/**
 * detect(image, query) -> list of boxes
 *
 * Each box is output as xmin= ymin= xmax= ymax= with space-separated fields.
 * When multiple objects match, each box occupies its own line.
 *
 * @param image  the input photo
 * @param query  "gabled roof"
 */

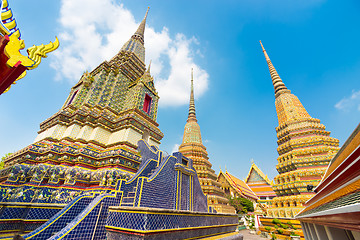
xmin=245 ymin=162 xmax=272 ymax=185
xmin=219 ymin=170 xmax=258 ymax=200
xmin=297 ymin=123 xmax=360 ymax=224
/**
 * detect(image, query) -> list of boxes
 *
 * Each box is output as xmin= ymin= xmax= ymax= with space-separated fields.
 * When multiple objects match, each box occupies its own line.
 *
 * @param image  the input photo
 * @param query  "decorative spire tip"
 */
xmin=187 ymin=68 xmax=197 ymax=121
xmin=147 ymin=60 xmax=152 ymax=73
xmin=259 ymin=40 xmax=265 ymax=52
xmin=145 ymin=7 xmax=150 ymax=19
xmin=191 ymin=68 xmax=193 ymax=82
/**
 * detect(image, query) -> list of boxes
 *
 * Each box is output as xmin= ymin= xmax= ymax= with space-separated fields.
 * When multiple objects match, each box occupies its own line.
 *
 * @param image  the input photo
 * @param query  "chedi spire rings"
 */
xmin=188 ymin=68 xmax=197 ymax=121
xmin=260 ymin=41 xmax=291 ymax=98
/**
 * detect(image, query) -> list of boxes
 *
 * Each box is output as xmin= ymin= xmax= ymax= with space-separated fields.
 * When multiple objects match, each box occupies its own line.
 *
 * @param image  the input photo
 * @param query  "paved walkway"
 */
xmin=199 ymin=229 xmax=266 ymax=240
xmin=238 ymin=229 xmax=267 ymax=240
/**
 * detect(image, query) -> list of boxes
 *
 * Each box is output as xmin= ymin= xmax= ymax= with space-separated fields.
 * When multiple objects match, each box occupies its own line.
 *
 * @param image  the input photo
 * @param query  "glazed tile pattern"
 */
xmin=106 ymin=209 xmax=236 ymax=231
xmin=179 ymin=70 xmax=235 ymax=214
xmin=105 ymin=140 xmax=237 ymax=239
xmin=0 ymin=9 xmax=237 ymax=239
xmin=106 ymin=225 xmax=239 ymax=240
xmin=117 ymin=140 xmax=207 ymax=212
xmin=18 ymin=139 xmax=233 ymax=240
xmin=260 ymin=42 xmax=340 ymax=218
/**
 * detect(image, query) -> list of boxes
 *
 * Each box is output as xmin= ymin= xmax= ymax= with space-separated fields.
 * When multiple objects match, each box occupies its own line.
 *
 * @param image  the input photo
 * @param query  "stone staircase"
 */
xmin=120 ymin=168 xmax=156 ymax=207
xmin=121 ymin=186 xmax=137 ymax=207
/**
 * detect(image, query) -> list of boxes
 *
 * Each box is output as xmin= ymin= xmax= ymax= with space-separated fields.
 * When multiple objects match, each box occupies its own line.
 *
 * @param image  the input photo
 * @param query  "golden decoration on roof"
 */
xmin=1 ymin=0 xmax=59 ymax=93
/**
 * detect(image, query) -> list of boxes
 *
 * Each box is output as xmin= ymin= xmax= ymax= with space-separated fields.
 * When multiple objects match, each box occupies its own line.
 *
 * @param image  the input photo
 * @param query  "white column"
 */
xmin=314 ymin=224 xmax=329 ymax=240
xmin=301 ymin=222 xmax=311 ymax=240
xmin=351 ymin=231 xmax=360 ymax=240
xmin=307 ymin=223 xmax=319 ymax=240
xmin=324 ymin=226 xmax=350 ymax=240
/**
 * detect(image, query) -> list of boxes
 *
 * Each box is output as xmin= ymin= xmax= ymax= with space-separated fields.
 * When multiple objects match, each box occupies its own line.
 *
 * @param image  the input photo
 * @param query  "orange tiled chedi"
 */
xmin=260 ymin=41 xmax=340 ymax=218
xmin=178 ymin=69 xmax=235 ymax=214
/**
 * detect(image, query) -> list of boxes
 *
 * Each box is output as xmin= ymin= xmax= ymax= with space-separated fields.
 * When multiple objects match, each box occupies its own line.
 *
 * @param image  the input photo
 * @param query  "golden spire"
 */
xmin=188 ymin=68 xmax=197 ymax=122
xmin=147 ymin=60 xmax=152 ymax=73
xmin=180 ymin=68 xmax=202 ymax=145
xmin=260 ymin=41 xmax=291 ymax=98
xmin=118 ymin=7 xmax=149 ymax=63
xmin=133 ymin=7 xmax=149 ymax=44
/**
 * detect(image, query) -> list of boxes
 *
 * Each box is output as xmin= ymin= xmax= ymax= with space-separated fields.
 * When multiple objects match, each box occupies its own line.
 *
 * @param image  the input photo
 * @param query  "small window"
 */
xmin=143 ymin=94 xmax=152 ymax=114
xmin=67 ymin=90 xmax=79 ymax=105
xmin=182 ymin=158 xmax=188 ymax=166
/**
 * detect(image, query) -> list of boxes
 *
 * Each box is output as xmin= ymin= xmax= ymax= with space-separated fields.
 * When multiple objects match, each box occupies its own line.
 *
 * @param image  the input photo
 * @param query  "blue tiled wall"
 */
xmin=121 ymin=140 xmax=208 ymax=212
xmin=2 ymin=139 xmax=221 ymax=239
xmin=23 ymin=195 xmax=95 ymax=240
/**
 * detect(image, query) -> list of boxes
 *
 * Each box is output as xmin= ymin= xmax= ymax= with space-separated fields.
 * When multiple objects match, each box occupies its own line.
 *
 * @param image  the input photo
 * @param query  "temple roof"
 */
xmin=219 ymin=170 xmax=258 ymax=200
xmin=245 ymin=162 xmax=272 ymax=185
xmin=296 ymin=124 xmax=360 ymax=229
xmin=323 ymin=123 xmax=360 ymax=179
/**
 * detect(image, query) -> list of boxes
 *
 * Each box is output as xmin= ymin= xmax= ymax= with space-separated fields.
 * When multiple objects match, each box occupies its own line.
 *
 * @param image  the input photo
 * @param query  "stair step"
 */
xmin=122 ymin=197 xmax=134 ymax=203
xmin=127 ymin=192 xmax=135 ymax=197
xmin=121 ymin=202 xmax=134 ymax=207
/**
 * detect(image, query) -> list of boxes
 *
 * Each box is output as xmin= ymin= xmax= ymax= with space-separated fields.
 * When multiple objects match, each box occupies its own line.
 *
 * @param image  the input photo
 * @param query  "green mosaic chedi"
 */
xmin=34 ymin=7 xmax=163 ymax=151
xmin=0 ymin=8 xmax=165 ymax=236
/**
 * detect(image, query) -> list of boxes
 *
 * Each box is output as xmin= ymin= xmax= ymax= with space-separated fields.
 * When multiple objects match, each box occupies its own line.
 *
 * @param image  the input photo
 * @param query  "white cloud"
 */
xmin=171 ymin=144 xmax=180 ymax=154
xmin=51 ymin=0 xmax=208 ymax=107
xmin=335 ymin=90 xmax=360 ymax=112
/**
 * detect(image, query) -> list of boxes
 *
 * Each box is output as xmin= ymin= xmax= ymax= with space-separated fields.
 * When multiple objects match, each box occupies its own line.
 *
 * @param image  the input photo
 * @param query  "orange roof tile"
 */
xmin=224 ymin=171 xmax=258 ymax=200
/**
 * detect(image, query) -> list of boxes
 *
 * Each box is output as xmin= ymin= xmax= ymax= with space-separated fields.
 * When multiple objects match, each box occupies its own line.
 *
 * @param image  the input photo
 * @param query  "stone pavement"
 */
xmin=238 ymin=229 xmax=267 ymax=240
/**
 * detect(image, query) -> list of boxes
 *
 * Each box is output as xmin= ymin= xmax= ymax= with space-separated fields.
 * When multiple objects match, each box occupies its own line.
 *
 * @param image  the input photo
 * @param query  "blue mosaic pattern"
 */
xmin=116 ymin=140 xmax=207 ymax=212
xmin=181 ymin=172 xmax=189 ymax=210
xmin=47 ymin=193 xmax=121 ymax=240
xmin=23 ymin=195 xmax=94 ymax=240
xmin=25 ymin=208 xmax=62 ymax=220
xmin=106 ymin=210 xmax=236 ymax=231
xmin=0 ymin=221 xmax=22 ymax=232
xmin=1 ymin=139 xmax=230 ymax=239
xmin=106 ymin=225 xmax=239 ymax=240
xmin=0 ymin=207 xmax=25 ymax=219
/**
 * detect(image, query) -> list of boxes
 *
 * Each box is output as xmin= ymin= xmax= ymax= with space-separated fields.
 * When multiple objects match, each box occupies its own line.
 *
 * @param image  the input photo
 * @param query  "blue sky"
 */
xmin=1 ymin=0 xmax=359 ymax=181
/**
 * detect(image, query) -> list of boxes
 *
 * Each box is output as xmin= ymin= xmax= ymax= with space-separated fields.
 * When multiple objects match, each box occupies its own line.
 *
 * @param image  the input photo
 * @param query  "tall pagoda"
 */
xmin=260 ymin=41 xmax=339 ymax=218
xmin=1 ymin=8 xmax=163 ymax=197
xmin=178 ymin=69 xmax=235 ymax=214
xmin=0 ymin=9 xmax=241 ymax=238
xmin=33 ymin=7 xmax=162 ymax=152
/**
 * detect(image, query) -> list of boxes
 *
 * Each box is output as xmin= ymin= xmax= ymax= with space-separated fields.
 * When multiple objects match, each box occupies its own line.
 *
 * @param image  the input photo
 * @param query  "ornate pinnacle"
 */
xmin=188 ymin=68 xmax=197 ymax=122
xmin=133 ymin=7 xmax=149 ymax=44
xmin=147 ymin=60 xmax=152 ymax=73
xmin=260 ymin=41 xmax=291 ymax=98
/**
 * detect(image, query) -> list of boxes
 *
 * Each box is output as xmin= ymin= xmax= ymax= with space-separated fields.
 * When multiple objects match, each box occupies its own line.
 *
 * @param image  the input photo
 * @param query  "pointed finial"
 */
xmin=225 ymin=165 xmax=227 ymax=172
xmin=187 ymin=68 xmax=197 ymax=122
xmin=147 ymin=60 xmax=152 ymax=73
xmin=260 ymin=41 xmax=290 ymax=98
xmin=133 ymin=7 xmax=150 ymax=44
xmin=145 ymin=7 xmax=150 ymax=18
xmin=191 ymin=68 xmax=194 ymax=94
xmin=250 ymin=158 xmax=254 ymax=165
xmin=219 ymin=165 xmax=222 ymax=172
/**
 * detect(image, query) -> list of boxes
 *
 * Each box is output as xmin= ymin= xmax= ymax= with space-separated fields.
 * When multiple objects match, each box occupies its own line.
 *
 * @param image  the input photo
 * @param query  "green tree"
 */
xmin=227 ymin=196 xmax=254 ymax=214
xmin=1 ymin=153 xmax=12 ymax=169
